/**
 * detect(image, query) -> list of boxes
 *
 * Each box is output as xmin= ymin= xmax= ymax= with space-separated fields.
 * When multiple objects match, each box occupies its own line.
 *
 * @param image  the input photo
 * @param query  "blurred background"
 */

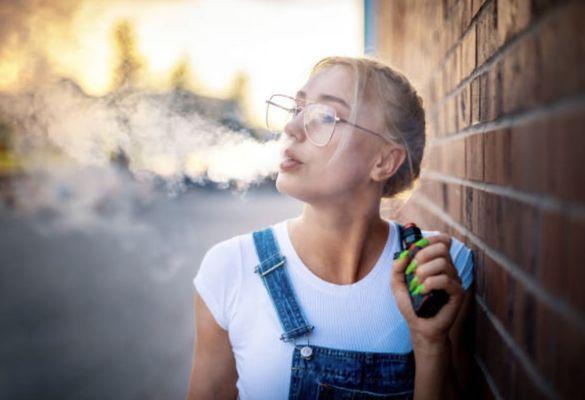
xmin=0 ymin=0 xmax=583 ymax=399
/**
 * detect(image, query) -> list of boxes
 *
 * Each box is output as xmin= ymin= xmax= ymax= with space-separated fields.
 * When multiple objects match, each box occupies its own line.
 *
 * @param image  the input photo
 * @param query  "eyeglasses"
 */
xmin=265 ymin=93 xmax=389 ymax=147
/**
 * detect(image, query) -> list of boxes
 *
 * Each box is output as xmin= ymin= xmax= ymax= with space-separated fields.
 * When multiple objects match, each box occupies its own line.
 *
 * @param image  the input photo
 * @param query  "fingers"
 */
xmin=414 ymin=257 xmax=459 ymax=283
xmin=391 ymin=253 xmax=414 ymax=300
xmin=424 ymin=233 xmax=452 ymax=251
xmin=419 ymin=274 xmax=463 ymax=298
xmin=413 ymin=241 xmax=450 ymax=265
xmin=391 ymin=248 xmax=412 ymax=283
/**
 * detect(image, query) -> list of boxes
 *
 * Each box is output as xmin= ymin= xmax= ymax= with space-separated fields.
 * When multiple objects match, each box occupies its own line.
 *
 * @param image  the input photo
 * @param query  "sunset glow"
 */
xmin=0 ymin=0 xmax=363 ymax=126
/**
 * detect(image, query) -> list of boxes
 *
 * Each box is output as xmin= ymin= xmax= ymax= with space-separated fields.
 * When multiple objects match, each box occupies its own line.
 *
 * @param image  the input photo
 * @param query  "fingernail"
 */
xmin=408 ymin=276 xmax=419 ymax=291
xmin=405 ymin=260 xmax=417 ymax=275
xmin=398 ymin=249 xmax=410 ymax=260
xmin=412 ymin=283 xmax=425 ymax=296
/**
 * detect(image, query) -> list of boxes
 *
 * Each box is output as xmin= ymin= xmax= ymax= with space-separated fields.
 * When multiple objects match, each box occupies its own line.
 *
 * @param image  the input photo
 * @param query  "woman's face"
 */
xmin=275 ymin=64 xmax=390 ymax=205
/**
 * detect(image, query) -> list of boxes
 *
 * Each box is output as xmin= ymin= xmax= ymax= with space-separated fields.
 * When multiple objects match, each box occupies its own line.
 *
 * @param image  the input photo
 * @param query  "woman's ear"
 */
xmin=370 ymin=144 xmax=406 ymax=183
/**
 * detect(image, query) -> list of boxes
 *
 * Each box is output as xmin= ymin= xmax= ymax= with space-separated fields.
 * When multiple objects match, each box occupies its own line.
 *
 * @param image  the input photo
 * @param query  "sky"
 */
xmin=0 ymin=0 xmax=364 ymax=126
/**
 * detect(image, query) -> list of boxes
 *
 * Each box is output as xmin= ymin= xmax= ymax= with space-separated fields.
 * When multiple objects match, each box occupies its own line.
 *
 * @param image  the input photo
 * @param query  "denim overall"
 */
xmin=252 ymin=224 xmax=415 ymax=399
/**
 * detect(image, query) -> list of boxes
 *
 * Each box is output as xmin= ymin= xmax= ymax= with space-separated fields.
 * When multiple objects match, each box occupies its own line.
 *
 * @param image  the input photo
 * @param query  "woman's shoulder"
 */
xmin=199 ymin=219 xmax=286 ymax=270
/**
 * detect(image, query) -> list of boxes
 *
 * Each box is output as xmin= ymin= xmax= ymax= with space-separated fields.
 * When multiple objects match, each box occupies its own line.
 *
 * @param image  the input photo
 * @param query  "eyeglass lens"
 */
xmin=266 ymin=95 xmax=336 ymax=146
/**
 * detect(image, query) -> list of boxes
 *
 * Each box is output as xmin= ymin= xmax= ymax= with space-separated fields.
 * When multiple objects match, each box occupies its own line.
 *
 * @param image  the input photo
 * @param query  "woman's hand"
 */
xmin=390 ymin=233 xmax=465 ymax=355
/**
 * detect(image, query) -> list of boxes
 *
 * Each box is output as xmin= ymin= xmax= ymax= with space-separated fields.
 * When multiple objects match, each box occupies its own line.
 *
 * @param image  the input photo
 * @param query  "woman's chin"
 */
xmin=276 ymin=176 xmax=306 ymax=200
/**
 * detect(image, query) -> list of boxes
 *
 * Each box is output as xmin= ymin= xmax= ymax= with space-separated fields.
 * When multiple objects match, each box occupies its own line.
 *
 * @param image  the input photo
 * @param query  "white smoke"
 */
xmin=0 ymin=78 xmax=285 ymax=233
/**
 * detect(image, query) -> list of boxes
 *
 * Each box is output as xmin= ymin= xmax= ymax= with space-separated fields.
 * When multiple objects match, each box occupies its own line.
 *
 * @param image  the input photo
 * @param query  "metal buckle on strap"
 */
xmin=255 ymin=258 xmax=285 ymax=276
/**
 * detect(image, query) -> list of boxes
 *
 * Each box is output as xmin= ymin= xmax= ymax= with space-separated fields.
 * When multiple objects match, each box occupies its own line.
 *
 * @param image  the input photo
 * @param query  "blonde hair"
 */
xmin=309 ymin=56 xmax=426 ymax=198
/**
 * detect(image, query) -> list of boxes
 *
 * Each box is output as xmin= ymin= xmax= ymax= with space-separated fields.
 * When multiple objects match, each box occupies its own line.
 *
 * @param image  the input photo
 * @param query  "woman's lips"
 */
xmin=280 ymin=157 xmax=303 ymax=171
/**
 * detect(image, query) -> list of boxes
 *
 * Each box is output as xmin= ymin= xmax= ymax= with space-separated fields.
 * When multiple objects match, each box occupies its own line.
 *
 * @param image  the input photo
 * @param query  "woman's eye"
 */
xmin=321 ymin=114 xmax=335 ymax=124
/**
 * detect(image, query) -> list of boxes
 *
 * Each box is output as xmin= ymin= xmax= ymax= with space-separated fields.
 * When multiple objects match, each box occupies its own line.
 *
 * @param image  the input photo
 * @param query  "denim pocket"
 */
xmin=315 ymin=381 xmax=413 ymax=400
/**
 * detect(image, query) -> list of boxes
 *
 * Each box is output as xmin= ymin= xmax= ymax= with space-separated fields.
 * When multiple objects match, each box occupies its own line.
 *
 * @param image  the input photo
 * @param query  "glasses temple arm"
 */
xmin=336 ymin=117 xmax=388 ymax=141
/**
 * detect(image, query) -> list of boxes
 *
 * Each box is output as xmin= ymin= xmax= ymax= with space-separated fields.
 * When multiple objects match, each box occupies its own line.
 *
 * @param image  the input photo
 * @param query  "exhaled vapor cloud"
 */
xmin=0 ymin=78 xmax=285 ymax=232
xmin=0 ymin=0 xmax=289 ymax=234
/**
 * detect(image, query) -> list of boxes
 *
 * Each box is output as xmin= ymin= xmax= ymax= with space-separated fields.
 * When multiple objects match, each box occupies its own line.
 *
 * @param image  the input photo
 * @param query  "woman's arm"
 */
xmin=411 ymin=289 xmax=474 ymax=400
xmin=412 ymin=338 xmax=452 ymax=400
xmin=390 ymin=233 xmax=472 ymax=400
xmin=186 ymin=292 xmax=238 ymax=400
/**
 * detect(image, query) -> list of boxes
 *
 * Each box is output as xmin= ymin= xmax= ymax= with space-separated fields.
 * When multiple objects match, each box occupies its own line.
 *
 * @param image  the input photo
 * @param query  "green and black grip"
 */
xmin=393 ymin=223 xmax=449 ymax=318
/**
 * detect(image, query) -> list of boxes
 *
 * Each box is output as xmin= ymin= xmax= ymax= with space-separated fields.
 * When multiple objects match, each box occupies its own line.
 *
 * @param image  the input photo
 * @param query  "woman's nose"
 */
xmin=283 ymin=113 xmax=306 ymax=142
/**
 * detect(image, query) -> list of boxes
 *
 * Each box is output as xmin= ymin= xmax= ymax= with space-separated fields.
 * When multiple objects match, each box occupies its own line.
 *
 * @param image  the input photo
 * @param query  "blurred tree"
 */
xmin=111 ymin=20 xmax=144 ymax=91
xmin=170 ymin=56 xmax=195 ymax=91
xmin=229 ymin=70 xmax=249 ymax=105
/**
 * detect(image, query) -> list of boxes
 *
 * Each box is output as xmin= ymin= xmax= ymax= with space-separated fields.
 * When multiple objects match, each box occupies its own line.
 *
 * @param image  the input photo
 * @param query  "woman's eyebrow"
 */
xmin=295 ymin=90 xmax=351 ymax=110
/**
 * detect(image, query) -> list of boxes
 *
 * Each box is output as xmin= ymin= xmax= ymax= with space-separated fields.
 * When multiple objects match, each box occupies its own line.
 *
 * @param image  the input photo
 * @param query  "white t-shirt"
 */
xmin=193 ymin=218 xmax=474 ymax=400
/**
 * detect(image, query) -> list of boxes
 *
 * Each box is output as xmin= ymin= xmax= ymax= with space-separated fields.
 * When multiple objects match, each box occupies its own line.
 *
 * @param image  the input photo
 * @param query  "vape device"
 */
xmin=393 ymin=223 xmax=449 ymax=318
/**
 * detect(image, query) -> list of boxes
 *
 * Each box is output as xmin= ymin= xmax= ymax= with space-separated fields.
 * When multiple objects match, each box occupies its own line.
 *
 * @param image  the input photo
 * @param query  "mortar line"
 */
xmin=473 ymin=353 xmax=505 ymax=400
xmin=427 ymin=1 xmax=572 ymax=113
xmin=419 ymin=169 xmax=585 ymax=221
xmin=428 ymin=92 xmax=585 ymax=146
xmin=411 ymin=193 xmax=585 ymax=332
xmin=475 ymin=296 xmax=560 ymax=400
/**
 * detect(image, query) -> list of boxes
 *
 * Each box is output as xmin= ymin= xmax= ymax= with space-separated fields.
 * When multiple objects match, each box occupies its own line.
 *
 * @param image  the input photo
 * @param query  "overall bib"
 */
xmin=252 ymin=224 xmax=416 ymax=399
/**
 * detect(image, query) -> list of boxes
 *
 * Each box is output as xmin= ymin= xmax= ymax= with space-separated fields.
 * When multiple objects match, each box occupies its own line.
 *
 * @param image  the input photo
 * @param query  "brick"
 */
xmin=474 ymin=188 xmax=486 ymax=241
xmin=501 ymin=36 xmax=539 ymax=114
xmin=501 ymin=197 xmax=539 ymax=274
xmin=537 ymin=1 xmax=585 ymax=103
xmin=509 ymin=120 xmax=552 ymax=194
xmin=454 ymin=43 xmax=463 ymax=88
xmin=451 ymin=49 xmax=460 ymax=92
xmin=464 ymin=186 xmax=474 ymax=231
xmin=472 ymin=187 xmax=482 ymax=238
xmin=479 ymin=282 xmax=557 ymax=400
xmin=565 ymin=217 xmax=585 ymax=312
xmin=470 ymin=76 xmax=481 ymax=125
xmin=420 ymin=178 xmax=442 ymax=208
xmin=461 ymin=0 xmax=474 ymax=33
xmin=555 ymin=309 xmax=585 ymax=399
xmin=483 ymin=128 xmax=512 ymax=186
xmin=469 ymin=240 xmax=484 ymax=293
xmin=445 ymin=96 xmax=457 ymax=134
xmin=465 ymin=132 xmax=484 ymax=180
xmin=475 ymin=304 xmax=515 ymax=398
xmin=461 ymin=25 xmax=477 ymax=79
xmin=537 ymin=210 xmax=567 ymax=304
xmin=472 ymin=0 xmax=488 ymax=17
xmin=489 ymin=62 xmax=503 ymax=120
xmin=478 ymin=72 xmax=491 ymax=121
xmin=484 ymin=254 xmax=513 ymax=329
xmin=425 ymin=110 xmax=435 ymax=139
xmin=456 ymin=84 xmax=472 ymax=131
xmin=476 ymin=0 xmax=499 ymax=65
xmin=446 ymin=180 xmax=463 ymax=223
xmin=498 ymin=0 xmax=532 ymax=45
xmin=484 ymin=192 xmax=505 ymax=250
xmin=535 ymin=300 xmax=585 ymax=399
xmin=549 ymin=108 xmax=585 ymax=203
xmin=442 ymin=66 xmax=451 ymax=104
xmin=511 ymin=280 xmax=536 ymax=359
xmin=450 ymin=0 xmax=465 ymax=47
xmin=445 ymin=135 xmax=466 ymax=176
xmin=435 ymin=69 xmax=445 ymax=102
xmin=531 ymin=0 xmax=569 ymax=17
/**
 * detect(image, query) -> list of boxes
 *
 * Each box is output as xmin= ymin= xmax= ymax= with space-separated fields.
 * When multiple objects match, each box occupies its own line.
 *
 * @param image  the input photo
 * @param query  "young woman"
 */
xmin=187 ymin=56 xmax=474 ymax=400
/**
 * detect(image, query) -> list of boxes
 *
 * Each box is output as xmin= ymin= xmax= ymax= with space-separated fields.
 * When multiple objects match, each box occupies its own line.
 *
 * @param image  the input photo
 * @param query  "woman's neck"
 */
xmin=287 ymin=204 xmax=390 ymax=285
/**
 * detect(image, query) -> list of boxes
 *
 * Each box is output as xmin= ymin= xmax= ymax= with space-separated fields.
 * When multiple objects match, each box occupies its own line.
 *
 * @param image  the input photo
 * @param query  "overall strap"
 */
xmin=252 ymin=226 xmax=315 ymax=342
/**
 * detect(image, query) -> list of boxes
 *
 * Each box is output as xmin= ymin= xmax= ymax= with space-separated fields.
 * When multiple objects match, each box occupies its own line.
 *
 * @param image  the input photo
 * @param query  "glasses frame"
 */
xmin=265 ymin=93 xmax=390 ymax=147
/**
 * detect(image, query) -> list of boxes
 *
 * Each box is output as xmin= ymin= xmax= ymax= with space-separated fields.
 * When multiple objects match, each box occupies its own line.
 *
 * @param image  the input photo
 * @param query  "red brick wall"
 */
xmin=374 ymin=1 xmax=585 ymax=398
